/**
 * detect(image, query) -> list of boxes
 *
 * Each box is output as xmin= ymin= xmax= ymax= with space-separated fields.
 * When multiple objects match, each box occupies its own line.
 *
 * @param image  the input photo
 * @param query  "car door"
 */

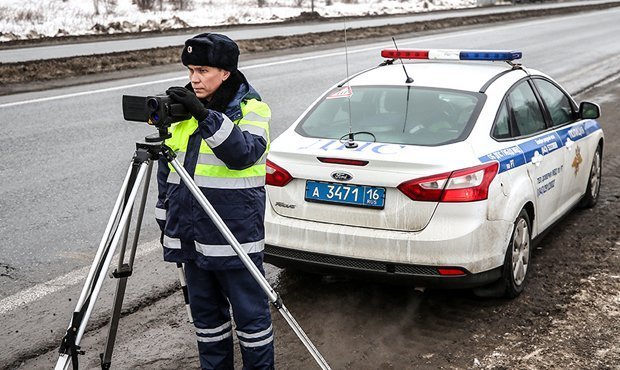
xmin=506 ymin=80 xmax=565 ymax=232
xmin=532 ymin=78 xmax=589 ymax=210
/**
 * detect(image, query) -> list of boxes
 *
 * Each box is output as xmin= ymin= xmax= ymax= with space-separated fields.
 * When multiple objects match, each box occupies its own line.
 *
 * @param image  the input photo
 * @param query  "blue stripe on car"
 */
xmin=479 ymin=120 xmax=601 ymax=173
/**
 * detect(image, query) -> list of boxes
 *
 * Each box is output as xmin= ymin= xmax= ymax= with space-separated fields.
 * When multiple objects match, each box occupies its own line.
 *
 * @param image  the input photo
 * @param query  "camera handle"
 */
xmin=55 ymin=138 xmax=331 ymax=370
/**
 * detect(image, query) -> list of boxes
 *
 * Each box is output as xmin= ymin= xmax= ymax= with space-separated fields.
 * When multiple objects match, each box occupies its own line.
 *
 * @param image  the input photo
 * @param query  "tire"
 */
xmin=579 ymin=145 xmax=602 ymax=209
xmin=473 ymin=209 xmax=531 ymax=298
xmin=501 ymin=209 xmax=532 ymax=298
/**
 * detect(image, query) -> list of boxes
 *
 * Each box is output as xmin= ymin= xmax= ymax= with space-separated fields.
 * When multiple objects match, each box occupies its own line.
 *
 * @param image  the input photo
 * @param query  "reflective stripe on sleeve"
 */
xmin=193 ymin=174 xmax=265 ymax=189
xmin=163 ymin=236 xmax=181 ymax=249
xmin=205 ymin=114 xmax=234 ymax=148
xmin=194 ymin=240 xmax=264 ymax=257
xmin=240 ymin=124 xmax=268 ymax=141
xmin=155 ymin=207 xmax=166 ymax=221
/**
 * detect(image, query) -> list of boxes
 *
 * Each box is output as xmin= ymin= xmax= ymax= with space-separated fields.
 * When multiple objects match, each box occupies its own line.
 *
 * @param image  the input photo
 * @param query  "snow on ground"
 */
xmin=0 ymin=0 xmax=476 ymax=41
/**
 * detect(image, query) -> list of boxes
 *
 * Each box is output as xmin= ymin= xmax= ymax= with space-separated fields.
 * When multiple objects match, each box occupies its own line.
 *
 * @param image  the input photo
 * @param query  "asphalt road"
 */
xmin=1 ymin=0 xmax=618 ymax=63
xmin=1 ymin=2 xmax=620 ymax=298
xmin=1 ymin=7 xmax=620 ymax=368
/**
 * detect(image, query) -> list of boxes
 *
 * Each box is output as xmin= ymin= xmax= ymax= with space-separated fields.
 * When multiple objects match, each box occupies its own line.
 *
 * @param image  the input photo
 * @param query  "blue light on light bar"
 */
xmin=459 ymin=51 xmax=522 ymax=61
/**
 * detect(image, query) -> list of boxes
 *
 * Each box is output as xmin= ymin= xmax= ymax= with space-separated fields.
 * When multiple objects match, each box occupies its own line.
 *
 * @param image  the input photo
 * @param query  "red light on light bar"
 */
xmin=438 ymin=268 xmax=466 ymax=276
xmin=381 ymin=49 xmax=429 ymax=59
xmin=317 ymin=157 xmax=369 ymax=166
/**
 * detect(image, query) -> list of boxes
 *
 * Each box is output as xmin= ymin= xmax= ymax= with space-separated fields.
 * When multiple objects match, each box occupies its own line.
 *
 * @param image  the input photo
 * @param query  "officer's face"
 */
xmin=187 ymin=65 xmax=231 ymax=100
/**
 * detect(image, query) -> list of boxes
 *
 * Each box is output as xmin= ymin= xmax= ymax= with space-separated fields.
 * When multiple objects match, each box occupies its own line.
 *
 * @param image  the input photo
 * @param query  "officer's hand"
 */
xmin=166 ymin=86 xmax=209 ymax=122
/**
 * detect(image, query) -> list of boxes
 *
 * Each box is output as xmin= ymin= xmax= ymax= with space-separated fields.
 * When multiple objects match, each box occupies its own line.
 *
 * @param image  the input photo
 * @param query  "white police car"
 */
xmin=264 ymin=49 xmax=603 ymax=297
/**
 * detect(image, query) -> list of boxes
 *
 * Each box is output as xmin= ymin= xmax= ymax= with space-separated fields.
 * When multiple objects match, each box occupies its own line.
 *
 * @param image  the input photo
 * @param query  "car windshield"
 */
xmin=295 ymin=86 xmax=484 ymax=146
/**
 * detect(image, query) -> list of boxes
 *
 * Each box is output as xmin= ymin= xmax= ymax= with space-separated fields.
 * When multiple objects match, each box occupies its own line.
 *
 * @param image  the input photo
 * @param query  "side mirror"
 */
xmin=579 ymin=101 xmax=601 ymax=119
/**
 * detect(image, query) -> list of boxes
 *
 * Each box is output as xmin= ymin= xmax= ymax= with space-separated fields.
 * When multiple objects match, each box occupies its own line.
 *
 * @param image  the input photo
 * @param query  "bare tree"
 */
xmin=135 ymin=0 xmax=156 ymax=10
xmin=93 ymin=0 xmax=100 ymax=15
xmin=169 ymin=0 xmax=193 ymax=10
xmin=104 ymin=0 xmax=118 ymax=13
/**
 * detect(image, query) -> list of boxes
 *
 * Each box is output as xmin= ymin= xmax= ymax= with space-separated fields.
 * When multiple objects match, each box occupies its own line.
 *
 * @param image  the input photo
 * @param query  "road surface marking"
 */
xmin=0 ymin=240 xmax=160 ymax=315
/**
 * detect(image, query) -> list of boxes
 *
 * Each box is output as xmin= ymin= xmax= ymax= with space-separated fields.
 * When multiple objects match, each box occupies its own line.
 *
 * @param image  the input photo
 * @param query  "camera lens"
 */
xmin=147 ymin=98 xmax=159 ymax=110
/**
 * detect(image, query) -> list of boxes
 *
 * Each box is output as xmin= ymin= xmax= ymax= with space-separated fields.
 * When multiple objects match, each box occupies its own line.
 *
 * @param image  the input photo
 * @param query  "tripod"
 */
xmin=55 ymin=132 xmax=331 ymax=370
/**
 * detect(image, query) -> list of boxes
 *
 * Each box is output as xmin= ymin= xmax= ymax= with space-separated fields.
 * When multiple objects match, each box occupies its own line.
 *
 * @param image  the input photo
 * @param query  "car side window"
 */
xmin=508 ymin=81 xmax=546 ymax=137
xmin=533 ymin=79 xmax=575 ymax=126
xmin=492 ymin=101 xmax=511 ymax=139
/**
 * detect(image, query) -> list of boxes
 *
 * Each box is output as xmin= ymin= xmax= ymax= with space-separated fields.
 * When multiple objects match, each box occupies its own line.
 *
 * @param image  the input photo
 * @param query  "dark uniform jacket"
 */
xmin=156 ymin=76 xmax=271 ymax=270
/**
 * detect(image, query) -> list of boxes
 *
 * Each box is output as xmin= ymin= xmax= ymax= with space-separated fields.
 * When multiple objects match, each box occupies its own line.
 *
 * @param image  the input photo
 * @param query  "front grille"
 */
xmin=265 ymin=245 xmax=441 ymax=276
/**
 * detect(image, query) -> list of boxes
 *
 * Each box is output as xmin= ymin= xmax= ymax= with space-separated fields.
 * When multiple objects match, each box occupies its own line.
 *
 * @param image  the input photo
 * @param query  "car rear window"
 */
xmin=295 ymin=86 xmax=484 ymax=146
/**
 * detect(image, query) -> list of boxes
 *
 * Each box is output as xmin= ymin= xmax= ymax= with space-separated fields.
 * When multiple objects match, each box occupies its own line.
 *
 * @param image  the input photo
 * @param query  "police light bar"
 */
xmin=381 ymin=49 xmax=522 ymax=61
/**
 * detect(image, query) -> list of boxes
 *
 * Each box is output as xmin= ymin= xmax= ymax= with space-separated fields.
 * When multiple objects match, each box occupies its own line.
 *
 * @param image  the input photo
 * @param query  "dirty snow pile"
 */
xmin=0 ymin=0 xmax=477 ymax=41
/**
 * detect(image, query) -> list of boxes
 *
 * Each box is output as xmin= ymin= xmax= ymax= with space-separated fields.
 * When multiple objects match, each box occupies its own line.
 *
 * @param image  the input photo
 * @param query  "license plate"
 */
xmin=305 ymin=181 xmax=385 ymax=209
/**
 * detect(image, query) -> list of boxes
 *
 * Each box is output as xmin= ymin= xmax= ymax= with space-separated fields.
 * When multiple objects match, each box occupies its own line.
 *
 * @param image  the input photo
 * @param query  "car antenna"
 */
xmin=392 ymin=37 xmax=414 ymax=84
xmin=343 ymin=17 xmax=358 ymax=149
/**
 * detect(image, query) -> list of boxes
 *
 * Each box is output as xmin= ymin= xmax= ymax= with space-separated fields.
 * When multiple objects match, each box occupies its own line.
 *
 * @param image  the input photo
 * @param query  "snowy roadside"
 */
xmin=0 ymin=0 xmax=476 ymax=42
xmin=2 ymin=0 xmax=619 ymax=96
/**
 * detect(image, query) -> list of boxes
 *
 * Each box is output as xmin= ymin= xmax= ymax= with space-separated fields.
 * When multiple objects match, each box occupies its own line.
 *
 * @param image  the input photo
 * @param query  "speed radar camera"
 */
xmin=122 ymin=95 xmax=191 ymax=127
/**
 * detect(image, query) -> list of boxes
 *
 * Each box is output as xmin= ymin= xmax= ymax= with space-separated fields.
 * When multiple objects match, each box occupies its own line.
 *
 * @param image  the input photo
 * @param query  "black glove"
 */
xmin=166 ymin=86 xmax=209 ymax=122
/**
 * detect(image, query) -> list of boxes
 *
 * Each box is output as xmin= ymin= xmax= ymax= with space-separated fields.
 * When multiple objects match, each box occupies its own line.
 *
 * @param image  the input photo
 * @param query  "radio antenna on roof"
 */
xmin=392 ymin=37 xmax=414 ymax=84
xmin=343 ymin=17 xmax=358 ymax=149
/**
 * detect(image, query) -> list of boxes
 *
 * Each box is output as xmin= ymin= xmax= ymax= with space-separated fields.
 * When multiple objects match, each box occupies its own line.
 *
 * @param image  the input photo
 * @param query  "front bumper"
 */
xmin=265 ymin=199 xmax=514 ymax=287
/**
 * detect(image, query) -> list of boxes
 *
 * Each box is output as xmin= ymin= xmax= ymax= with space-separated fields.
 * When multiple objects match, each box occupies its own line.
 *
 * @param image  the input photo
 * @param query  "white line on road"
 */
xmin=0 ymin=240 xmax=160 ymax=316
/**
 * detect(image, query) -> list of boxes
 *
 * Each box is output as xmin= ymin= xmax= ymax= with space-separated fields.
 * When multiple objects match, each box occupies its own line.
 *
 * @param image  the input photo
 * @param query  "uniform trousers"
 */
xmin=184 ymin=260 xmax=275 ymax=370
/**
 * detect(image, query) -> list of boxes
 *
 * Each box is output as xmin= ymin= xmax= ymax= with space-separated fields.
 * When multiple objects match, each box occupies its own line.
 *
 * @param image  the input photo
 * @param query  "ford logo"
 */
xmin=331 ymin=171 xmax=353 ymax=181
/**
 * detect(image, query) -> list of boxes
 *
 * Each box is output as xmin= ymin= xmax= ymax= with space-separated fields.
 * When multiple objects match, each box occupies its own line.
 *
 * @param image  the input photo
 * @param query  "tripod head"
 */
xmin=145 ymin=127 xmax=172 ymax=143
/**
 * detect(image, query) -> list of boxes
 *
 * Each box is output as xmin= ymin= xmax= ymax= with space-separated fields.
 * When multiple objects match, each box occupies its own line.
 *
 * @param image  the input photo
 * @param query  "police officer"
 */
xmin=155 ymin=33 xmax=274 ymax=369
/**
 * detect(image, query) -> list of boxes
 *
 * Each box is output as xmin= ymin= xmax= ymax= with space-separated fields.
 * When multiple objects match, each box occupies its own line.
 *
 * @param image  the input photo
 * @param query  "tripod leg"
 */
xmin=55 ymin=157 xmax=153 ymax=370
xmin=100 ymin=159 xmax=154 ymax=369
xmin=166 ymin=157 xmax=331 ymax=370
xmin=55 ymin=161 xmax=136 ymax=370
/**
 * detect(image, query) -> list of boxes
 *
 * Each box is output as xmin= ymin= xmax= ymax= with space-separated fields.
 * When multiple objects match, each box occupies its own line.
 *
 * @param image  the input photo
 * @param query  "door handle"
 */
xmin=565 ymin=138 xmax=574 ymax=151
xmin=531 ymin=151 xmax=543 ymax=166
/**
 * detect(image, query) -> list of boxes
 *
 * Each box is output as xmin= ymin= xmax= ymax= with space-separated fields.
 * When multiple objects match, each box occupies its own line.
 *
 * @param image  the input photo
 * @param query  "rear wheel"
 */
xmin=579 ymin=145 xmax=602 ymax=209
xmin=474 ymin=209 xmax=531 ymax=298
xmin=502 ymin=209 xmax=532 ymax=298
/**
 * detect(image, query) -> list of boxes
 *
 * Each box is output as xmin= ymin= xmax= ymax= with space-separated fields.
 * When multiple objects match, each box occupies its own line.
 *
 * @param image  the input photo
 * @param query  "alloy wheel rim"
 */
xmin=511 ymin=218 xmax=530 ymax=286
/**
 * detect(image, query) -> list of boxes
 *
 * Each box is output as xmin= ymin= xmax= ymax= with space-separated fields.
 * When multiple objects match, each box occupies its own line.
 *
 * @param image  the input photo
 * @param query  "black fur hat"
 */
xmin=181 ymin=33 xmax=239 ymax=71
